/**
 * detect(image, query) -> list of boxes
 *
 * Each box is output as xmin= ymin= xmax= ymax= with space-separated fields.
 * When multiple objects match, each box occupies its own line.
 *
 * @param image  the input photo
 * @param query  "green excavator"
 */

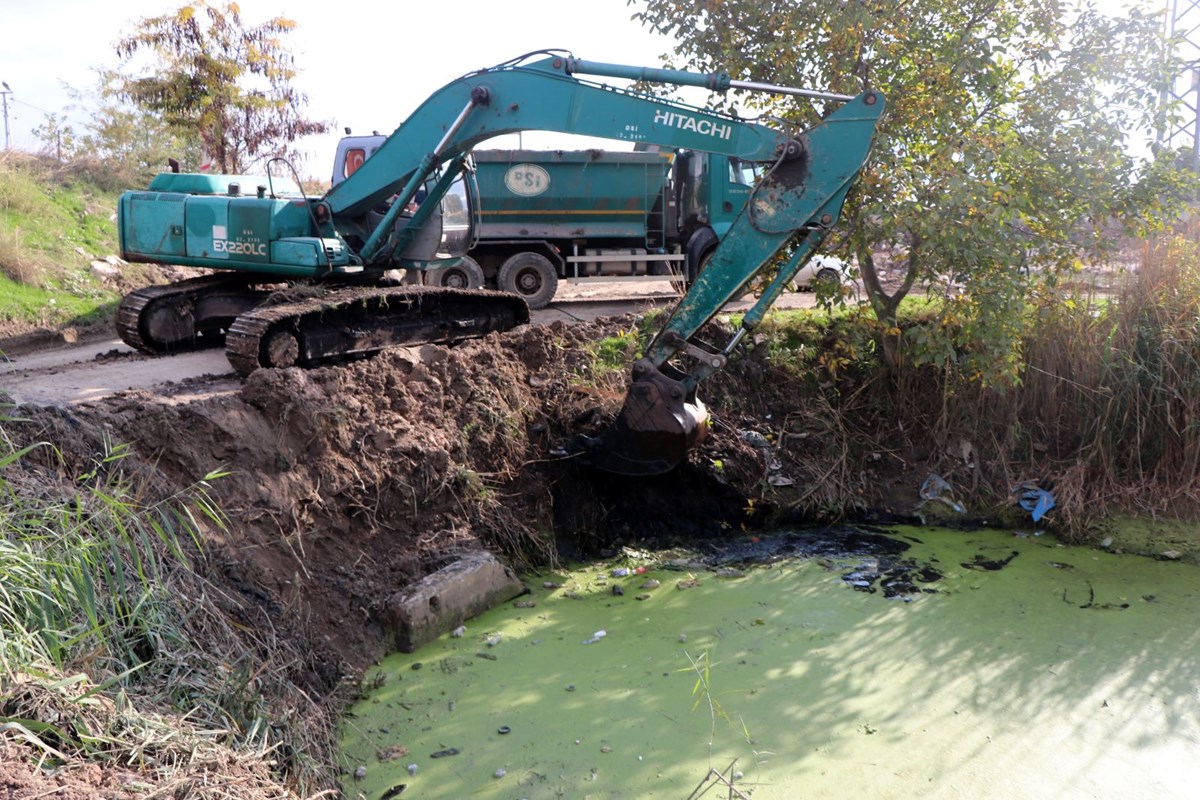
xmin=115 ymin=51 xmax=884 ymax=476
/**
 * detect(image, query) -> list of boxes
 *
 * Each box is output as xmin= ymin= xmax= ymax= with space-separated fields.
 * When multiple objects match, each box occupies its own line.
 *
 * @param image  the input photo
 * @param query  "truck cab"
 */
xmin=332 ymin=134 xmax=386 ymax=186
xmin=673 ymin=149 xmax=762 ymax=240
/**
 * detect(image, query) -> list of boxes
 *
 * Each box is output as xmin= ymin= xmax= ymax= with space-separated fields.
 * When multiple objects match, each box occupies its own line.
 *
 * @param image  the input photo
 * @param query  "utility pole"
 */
xmin=1 ymin=81 xmax=11 ymax=151
xmin=1158 ymin=0 xmax=1200 ymax=171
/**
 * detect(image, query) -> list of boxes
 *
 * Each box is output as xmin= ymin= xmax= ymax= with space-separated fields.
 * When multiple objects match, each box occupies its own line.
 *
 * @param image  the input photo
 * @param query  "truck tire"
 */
xmin=498 ymin=252 xmax=558 ymax=310
xmin=430 ymin=255 xmax=485 ymax=290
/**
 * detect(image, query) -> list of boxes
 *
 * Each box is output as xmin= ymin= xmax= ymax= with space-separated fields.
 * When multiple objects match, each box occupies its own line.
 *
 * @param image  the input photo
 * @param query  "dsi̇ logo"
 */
xmin=504 ymin=164 xmax=550 ymax=197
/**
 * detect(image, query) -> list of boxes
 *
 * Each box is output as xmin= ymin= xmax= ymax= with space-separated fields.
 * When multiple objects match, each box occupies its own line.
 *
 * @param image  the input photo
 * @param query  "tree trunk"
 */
xmin=857 ymin=234 xmax=922 ymax=374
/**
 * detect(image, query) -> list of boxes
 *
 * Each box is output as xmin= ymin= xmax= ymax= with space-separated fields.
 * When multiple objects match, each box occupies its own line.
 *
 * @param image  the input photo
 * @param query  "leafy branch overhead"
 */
xmin=114 ymin=0 xmax=328 ymax=174
xmin=632 ymin=0 xmax=1196 ymax=380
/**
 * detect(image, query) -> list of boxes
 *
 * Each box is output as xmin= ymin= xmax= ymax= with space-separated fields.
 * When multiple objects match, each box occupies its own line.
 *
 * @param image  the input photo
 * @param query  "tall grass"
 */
xmin=887 ymin=233 xmax=1200 ymax=533
xmin=0 ymin=433 xmax=218 ymax=678
xmin=999 ymin=236 xmax=1200 ymax=528
xmin=722 ymin=234 xmax=1200 ymax=537
xmin=0 ymin=414 xmax=334 ymax=796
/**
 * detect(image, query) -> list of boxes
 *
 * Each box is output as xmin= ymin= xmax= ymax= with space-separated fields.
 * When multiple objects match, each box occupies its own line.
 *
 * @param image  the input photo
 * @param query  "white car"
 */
xmin=791 ymin=255 xmax=852 ymax=291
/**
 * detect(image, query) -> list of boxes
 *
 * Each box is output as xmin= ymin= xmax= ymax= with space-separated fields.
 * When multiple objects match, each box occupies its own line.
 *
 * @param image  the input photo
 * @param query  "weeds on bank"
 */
xmin=579 ymin=312 xmax=662 ymax=386
xmin=721 ymin=234 xmax=1200 ymax=538
xmin=0 ymin=415 xmax=333 ymax=796
xmin=1002 ymin=236 xmax=1200 ymax=529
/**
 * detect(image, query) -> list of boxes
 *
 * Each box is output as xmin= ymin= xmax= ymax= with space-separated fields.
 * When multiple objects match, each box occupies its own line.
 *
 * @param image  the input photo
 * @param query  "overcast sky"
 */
xmin=3 ymin=0 xmax=1160 ymax=179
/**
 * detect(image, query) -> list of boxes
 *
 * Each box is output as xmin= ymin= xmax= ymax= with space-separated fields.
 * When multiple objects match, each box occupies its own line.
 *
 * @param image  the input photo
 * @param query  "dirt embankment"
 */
xmin=5 ymin=318 xmax=793 ymax=677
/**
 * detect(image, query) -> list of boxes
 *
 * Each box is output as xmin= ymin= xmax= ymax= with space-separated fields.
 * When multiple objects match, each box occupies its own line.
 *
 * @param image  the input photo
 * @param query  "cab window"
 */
xmin=728 ymin=158 xmax=764 ymax=186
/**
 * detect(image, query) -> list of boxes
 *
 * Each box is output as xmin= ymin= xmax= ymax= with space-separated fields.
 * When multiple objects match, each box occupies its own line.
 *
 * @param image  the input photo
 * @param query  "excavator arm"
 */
xmin=587 ymin=91 xmax=884 ymax=474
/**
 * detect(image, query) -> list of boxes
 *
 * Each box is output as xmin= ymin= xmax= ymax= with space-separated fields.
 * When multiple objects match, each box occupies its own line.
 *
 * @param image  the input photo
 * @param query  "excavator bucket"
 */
xmin=582 ymin=360 xmax=710 ymax=476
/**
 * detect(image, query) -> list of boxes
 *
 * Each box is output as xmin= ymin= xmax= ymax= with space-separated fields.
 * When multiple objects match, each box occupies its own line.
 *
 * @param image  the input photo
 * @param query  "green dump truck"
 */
xmin=332 ymin=138 xmax=762 ymax=308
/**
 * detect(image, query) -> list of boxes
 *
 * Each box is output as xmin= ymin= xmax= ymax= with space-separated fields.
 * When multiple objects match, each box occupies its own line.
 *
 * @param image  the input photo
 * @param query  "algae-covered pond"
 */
xmin=340 ymin=526 xmax=1200 ymax=798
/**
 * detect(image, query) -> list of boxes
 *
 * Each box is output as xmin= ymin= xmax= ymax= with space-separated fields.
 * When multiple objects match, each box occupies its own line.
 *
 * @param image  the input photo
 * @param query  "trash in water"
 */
xmin=583 ymin=630 xmax=608 ymax=644
xmin=611 ymin=567 xmax=631 ymax=577
xmin=917 ymin=473 xmax=966 ymax=515
xmin=377 ymin=743 xmax=409 ymax=761
xmin=485 ymin=634 xmax=502 ymax=647
xmin=493 ymin=768 xmax=507 ymax=779
xmin=429 ymin=748 xmax=460 ymax=758
xmin=451 ymin=625 xmax=466 ymax=638
xmin=641 ymin=579 xmax=661 ymax=589
xmin=406 ymin=764 xmax=418 ymax=776
xmin=1016 ymin=485 xmax=1055 ymax=523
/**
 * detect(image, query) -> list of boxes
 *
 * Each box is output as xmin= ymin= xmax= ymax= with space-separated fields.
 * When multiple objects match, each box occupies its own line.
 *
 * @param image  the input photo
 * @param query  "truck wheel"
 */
xmin=499 ymin=252 xmax=558 ymax=310
xmin=430 ymin=255 xmax=484 ymax=290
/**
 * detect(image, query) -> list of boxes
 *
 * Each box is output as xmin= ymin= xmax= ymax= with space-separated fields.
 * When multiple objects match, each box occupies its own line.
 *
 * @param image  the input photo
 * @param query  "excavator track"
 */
xmin=224 ymin=285 xmax=530 ymax=377
xmin=116 ymin=274 xmax=268 ymax=354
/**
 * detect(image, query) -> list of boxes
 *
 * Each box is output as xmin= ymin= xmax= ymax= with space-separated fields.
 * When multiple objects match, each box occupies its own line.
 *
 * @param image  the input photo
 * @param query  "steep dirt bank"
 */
xmin=3 ymin=319 xmax=780 ymax=680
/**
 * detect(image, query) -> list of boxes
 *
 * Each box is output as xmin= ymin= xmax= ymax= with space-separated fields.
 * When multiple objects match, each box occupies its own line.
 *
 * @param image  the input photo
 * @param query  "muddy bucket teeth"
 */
xmin=580 ymin=362 xmax=709 ymax=476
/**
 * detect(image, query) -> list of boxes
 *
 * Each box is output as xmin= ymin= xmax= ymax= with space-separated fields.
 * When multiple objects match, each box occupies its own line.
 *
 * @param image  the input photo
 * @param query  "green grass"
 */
xmin=0 ymin=155 xmax=124 ymax=327
xmin=0 ymin=273 xmax=117 ymax=326
xmin=0 ymin=416 xmax=330 ymax=794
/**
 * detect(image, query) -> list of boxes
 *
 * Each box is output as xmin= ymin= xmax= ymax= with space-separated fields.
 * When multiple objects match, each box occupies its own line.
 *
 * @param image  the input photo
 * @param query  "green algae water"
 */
xmin=340 ymin=527 xmax=1200 ymax=799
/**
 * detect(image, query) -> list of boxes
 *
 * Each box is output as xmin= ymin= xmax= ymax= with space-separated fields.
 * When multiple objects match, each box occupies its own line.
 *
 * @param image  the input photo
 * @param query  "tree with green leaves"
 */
xmin=115 ymin=0 xmax=327 ymax=175
xmin=33 ymin=70 xmax=204 ymax=186
xmin=633 ymin=0 xmax=1194 ymax=379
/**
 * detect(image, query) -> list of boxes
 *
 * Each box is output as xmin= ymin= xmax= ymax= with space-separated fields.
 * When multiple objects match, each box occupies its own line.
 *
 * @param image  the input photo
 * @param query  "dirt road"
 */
xmin=0 ymin=282 xmax=820 ymax=407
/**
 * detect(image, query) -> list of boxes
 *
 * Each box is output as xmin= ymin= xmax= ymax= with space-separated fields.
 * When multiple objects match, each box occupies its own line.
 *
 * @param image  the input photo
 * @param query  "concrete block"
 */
xmin=386 ymin=550 xmax=525 ymax=652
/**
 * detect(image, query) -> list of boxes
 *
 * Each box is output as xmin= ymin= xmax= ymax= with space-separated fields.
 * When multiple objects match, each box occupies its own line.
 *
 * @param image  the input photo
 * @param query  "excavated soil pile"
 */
xmin=5 ymin=318 xmax=774 ymax=681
